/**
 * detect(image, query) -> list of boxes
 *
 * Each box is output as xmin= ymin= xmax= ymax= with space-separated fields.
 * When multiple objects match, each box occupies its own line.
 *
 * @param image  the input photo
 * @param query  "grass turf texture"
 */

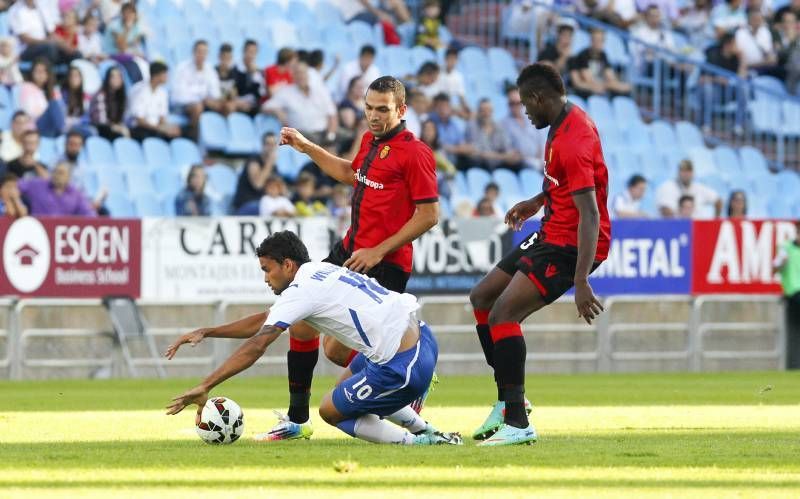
xmin=1 ymin=371 xmax=799 ymax=498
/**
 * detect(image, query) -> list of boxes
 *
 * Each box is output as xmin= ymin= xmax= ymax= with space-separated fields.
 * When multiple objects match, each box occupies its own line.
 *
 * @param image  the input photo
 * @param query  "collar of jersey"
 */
xmin=546 ymin=102 xmax=573 ymax=143
xmin=371 ymin=121 xmax=407 ymax=144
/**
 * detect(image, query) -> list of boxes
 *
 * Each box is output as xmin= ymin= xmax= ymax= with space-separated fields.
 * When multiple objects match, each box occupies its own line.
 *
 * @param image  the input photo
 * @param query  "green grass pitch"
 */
xmin=1 ymin=371 xmax=799 ymax=498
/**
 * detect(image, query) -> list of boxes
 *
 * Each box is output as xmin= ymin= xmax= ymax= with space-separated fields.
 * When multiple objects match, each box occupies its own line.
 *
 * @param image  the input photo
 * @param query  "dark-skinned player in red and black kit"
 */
xmin=258 ymin=76 xmax=439 ymax=441
xmin=469 ymin=63 xmax=611 ymax=446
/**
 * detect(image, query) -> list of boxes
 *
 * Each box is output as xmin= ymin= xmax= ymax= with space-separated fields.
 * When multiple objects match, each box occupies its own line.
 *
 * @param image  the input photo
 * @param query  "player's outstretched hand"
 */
xmin=574 ymin=280 xmax=604 ymax=324
xmin=505 ymin=195 xmax=544 ymax=231
xmin=164 ymin=328 xmax=210 ymax=360
xmin=166 ymin=385 xmax=208 ymax=424
xmin=280 ymin=127 xmax=311 ymax=153
xmin=344 ymin=247 xmax=385 ymax=274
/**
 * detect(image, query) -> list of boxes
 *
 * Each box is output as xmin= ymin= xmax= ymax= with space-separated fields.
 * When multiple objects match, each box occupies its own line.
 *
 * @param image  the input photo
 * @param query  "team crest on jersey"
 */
xmin=379 ymin=145 xmax=390 ymax=159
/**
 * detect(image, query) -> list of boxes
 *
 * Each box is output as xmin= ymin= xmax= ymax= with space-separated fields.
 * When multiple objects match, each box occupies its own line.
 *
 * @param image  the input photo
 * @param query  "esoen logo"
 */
xmin=3 ymin=217 xmax=51 ymax=293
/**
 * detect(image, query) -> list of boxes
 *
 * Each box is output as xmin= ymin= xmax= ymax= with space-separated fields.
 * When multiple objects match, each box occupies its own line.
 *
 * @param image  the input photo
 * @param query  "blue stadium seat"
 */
xmin=295 ymin=22 xmax=324 ymax=47
xmin=519 ymin=169 xmax=543 ymax=192
xmin=767 ymin=196 xmax=793 ymax=218
xmin=315 ymin=0 xmax=343 ymax=25
xmin=85 ymin=136 xmax=117 ymax=168
xmin=675 ymin=121 xmax=705 ymax=150
xmin=268 ymin=19 xmax=299 ymax=47
xmin=781 ymin=101 xmax=800 ymax=136
xmin=453 ymin=171 xmax=468 ymax=197
xmin=142 ymin=138 xmax=173 ymax=171
xmin=105 ymin=195 xmax=136 ymax=218
xmin=612 ymin=96 xmax=642 ymax=132
xmin=649 ymin=120 xmax=678 ymax=151
xmin=750 ymin=99 xmax=782 ymax=134
xmin=259 ymin=0 xmax=285 ymax=18
xmin=287 ymin=0 xmax=314 ymax=24
xmin=125 ymin=169 xmax=156 ymax=197
xmin=348 ymin=20 xmax=378 ymax=48
xmin=458 ymin=47 xmax=489 ymax=75
xmin=587 ymin=95 xmax=614 ymax=129
xmin=161 ymin=195 xmax=177 ymax=216
xmin=71 ymin=59 xmax=102 ymax=95
xmin=38 ymin=137 xmax=59 ymax=166
xmin=739 ymin=146 xmax=770 ymax=179
xmin=113 ymin=137 xmax=147 ymax=170
xmin=381 ymin=46 xmax=413 ymax=77
xmin=571 ymin=29 xmax=590 ymax=54
xmin=712 ymin=146 xmax=742 ymax=177
xmin=226 ymin=113 xmax=259 ymax=156
xmin=322 ymin=22 xmax=349 ymax=48
xmin=171 ymin=138 xmax=203 ymax=168
xmin=199 ymin=112 xmax=230 ymax=152
xmin=599 ymin=121 xmax=624 ymax=153
xmin=492 ymin=168 xmax=522 ymax=199
xmin=152 ymin=169 xmax=184 ymax=201
xmin=613 ymin=150 xmax=640 ymax=179
xmin=624 ymin=125 xmax=652 ymax=154
xmin=688 ymin=147 xmax=717 ymax=179
xmin=567 ymin=94 xmax=587 ymax=110
xmin=135 ymin=193 xmax=164 ymax=217
xmin=604 ymin=31 xmax=630 ymax=66
xmin=410 ymin=46 xmax=437 ymax=70
xmin=205 ymin=164 xmax=239 ymax=197
xmin=487 ymin=47 xmax=517 ymax=85
xmin=96 ymin=168 xmax=127 ymax=196
xmin=466 ymin=167 xmax=492 ymax=201
xmin=752 ymin=75 xmax=786 ymax=100
xmin=276 ymin=146 xmax=304 ymax=181
xmin=775 ymin=170 xmax=800 ymax=196
xmin=255 ymin=114 xmax=282 ymax=139
xmin=0 ymin=85 xmax=11 ymax=129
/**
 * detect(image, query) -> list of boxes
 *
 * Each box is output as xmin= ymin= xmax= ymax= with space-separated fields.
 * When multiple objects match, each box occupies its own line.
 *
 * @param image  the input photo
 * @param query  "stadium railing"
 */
xmin=2 ymin=294 xmax=786 ymax=379
xmin=450 ymin=0 xmax=800 ymax=170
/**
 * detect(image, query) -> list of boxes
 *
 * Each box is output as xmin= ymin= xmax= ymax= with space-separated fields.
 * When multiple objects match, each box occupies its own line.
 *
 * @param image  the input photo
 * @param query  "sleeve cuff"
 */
xmin=414 ymin=197 xmax=439 ymax=204
xmin=570 ymin=187 xmax=595 ymax=195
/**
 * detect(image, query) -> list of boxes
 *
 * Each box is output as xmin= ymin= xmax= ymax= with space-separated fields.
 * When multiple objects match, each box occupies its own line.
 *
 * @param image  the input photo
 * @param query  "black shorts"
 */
xmin=496 ymin=232 xmax=600 ymax=304
xmin=323 ymin=241 xmax=411 ymax=293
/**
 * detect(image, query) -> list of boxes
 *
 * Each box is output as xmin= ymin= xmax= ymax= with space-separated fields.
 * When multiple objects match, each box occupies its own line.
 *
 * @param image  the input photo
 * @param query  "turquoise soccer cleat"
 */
xmin=477 ymin=423 xmax=538 ymax=447
xmin=253 ymin=411 xmax=313 ymax=442
xmin=412 ymin=424 xmax=463 ymax=446
xmin=472 ymin=399 xmax=533 ymax=441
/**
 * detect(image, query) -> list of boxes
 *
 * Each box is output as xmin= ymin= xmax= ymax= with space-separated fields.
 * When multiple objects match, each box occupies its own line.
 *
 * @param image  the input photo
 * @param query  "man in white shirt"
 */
xmin=440 ymin=47 xmax=471 ymax=118
xmin=0 ymin=111 xmax=33 ymax=163
xmin=415 ymin=61 xmax=446 ymax=100
xmin=632 ymin=5 xmax=678 ymax=64
xmin=262 ymin=62 xmax=338 ymax=145
xmin=172 ymin=40 xmax=226 ymax=135
xmin=656 ymin=159 xmax=722 ymax=218
xmin=130 ymin=61 xmax=181 ymax=141
xmin=337 ymin=45 xmax=381 ymax=102
xmin=9 ymin=0 xmax=77 ymax=64
xmin=711 ymin=0 xmax=747 ymax=39
xmin=165 ymin=231 xmax=461 ymax=446
xmin=612 ymin=174 xmax=648 ymax=218
xmin=735 ymin=7 xmax=777 ymax=70
xmin=499 ymin=86 xmax=546 ymax=171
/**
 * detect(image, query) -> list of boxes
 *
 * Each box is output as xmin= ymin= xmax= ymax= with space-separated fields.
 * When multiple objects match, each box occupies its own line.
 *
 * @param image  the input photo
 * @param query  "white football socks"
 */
xmin=353 ymin=414 xmax=414 ymax=445
xmin=385 ymin=406 xmax=428 ymax=434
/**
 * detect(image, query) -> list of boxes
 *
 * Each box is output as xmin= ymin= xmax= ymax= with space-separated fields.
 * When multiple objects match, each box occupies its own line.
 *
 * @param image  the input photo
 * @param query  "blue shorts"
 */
xmin=332 ymin=322 xmax=438 ymax=418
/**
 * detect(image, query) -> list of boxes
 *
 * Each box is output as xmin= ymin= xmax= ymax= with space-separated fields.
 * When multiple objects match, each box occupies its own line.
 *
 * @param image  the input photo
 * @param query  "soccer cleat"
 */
xmin=253 ymin=411 xmax=313 ymax=442
xmin=412 ymin=424 xmax=463 ymax=446
xmin=471 ymin=399 xmax=533 ymax=441
xmin=477 ymin=423 xmax=538 ymax=447
xmin=410 ymin=371 xmax=439 ymax=414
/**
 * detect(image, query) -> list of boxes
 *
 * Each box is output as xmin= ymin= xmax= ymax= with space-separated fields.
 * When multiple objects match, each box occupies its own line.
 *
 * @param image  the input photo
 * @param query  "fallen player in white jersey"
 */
xmin=165 ymin=231 xmax=461 ymax=446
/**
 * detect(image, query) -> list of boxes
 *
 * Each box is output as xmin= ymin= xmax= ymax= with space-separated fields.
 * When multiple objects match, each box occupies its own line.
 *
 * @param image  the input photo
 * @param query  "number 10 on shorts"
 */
xmin=352 ymin=376 xmax=372 ymax=400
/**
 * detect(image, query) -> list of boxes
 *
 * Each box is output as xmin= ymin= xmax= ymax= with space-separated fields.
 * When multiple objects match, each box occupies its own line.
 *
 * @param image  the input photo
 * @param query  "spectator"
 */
xmin=610 ymin=0 xmax=639 ymax=29
xmin=297 ymin=140 xmax=340 ymax=199
xmin=292 ymin=173 xmax=329 ymax=216
xmin=404 ymin=89 xmax=430 ymax=137
xmin=677 ymin=194 xmax=695 ymax=218
xmin=19 ymin=161 xmax=95 ymax=216
xmin=420 ymin=119 xmax=456 ymax=200
xmin=53 ymin=9 xmax=80 ymax=52
xmin=711 ymin=0 xmax=747 ymax=39
xmin=78 ymin=14 xmax=105 ymax=64
xmin=262 ymin=62 xmax=338 ymax=145
xmin=501 ymin=86 xmax=546 ymax=171
xmin=464 ymin=98 xmax=522 ymax=171
xmin=172 ymin=39 xmax=226 ymax=135
xmin=416 ymin=0 xmax=444 ymax=49
xmin=482 ymin=181 xmax=503 ymax=214
xmin=129 ymin=61 xmax=181 ymax=141
xmin=773 ymin=219 xmax=800 ymax=369
xmin=775 ymin=0 xmax=800 ymax=23
xmin=337 ymin=45 xmax=381 ymax=102
xmin=259 ymin=175 xmax=295 ymax=217
xmin=675 ymin=0 xmax=713 ymax=47
xmin=236 ymin=40 xmax=265 ymax=111
xmin=1 ymin=112 xmax=33 ymax=162
xmin=505 ymin=0 xmax=555 ymax=50
xmin=569 ymin=28 xmax=632 ymax=98
xmin=175 ymin=165 xmax=211 ymax=216
xmin=7 ymin=130 xmax=49 ymax=179
xmin=774 ymin=11 xmax=800 ymax=92
xmin=656 ymin=159 xmax=722 ymax=218
xmin=9 ymin=0 xmax=78 ymax=65
xmin=307 ymin=49 xmax=338 ymax=89
xmin=538 ymin=20 xmax=575 ymax=80
xmin=429 ymin=92 xmax=470 ymax=164
xmin=19 ymin=58 xmax=66 ymax=137
xmin=216 ymin=43 xmax=255 ymax=115
xmin=474 ymin=197 xmax=498 ymax=218
xmin=232 ymin=132 xmax=277 ymax=214
xmin=726 ymin=189 xmax=747 ymax=218
xmin=58 ymin=129 xmax=83 ymax=168
xmin=328 ymin=183 xmax=352 ymax=233
xmin=0 ymin=37 xmax=23 ymax=86
xmin=612 ymin=174 xmax=648 ymax=218
xmin=61 ymin=66 xmax=91 ymax=133
xmin=415 ymin=61 xmax=445 ymax=99
xmin=90 ymin=66 xmax=129 ymax=140
xmin=736 ymin=7 xmax=777 ymax=72
xmin=0 ymin=174 xmax=29 ymax=218
xmin=634 ymin=0 xmax=680 ymax=24
xmin=104 ymin=2 xmax=144 ymax=58
xmin=699 ymin=33 xmax=747 ymax=132
xmin=338 ymin=76 xmax=367 ymax=139
xmin=264 ymin=47 xmax=297 ymax=98
xmin=440 ymin=47 xmax=471 ymax=118
xmin=98 ymin=0 xmax=124 ymax=25
xmin=633 ymin=6 xmax=680 ymax=70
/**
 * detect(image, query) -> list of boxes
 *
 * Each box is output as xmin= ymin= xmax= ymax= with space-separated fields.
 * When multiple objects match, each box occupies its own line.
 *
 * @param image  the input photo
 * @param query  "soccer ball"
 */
xmin=196 ymin=397 xmax=244 ymax=444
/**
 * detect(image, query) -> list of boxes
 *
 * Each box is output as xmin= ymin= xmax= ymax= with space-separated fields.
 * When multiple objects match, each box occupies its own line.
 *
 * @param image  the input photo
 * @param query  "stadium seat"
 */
xmin=781 ymin=101 xmax=800 ymax=136
xmin=775 ymin=170 xmax=800 ymax=196
xmin=349 ymin=20 xmax=378 ymax=48
xmin=314 ymin=0 xmax=343 ymax=25
xmin=161 ymin=195 xmax=177 ymax=217
xmin=276 ymin=146 xmax=304 ymax=181
xmin=751 ymin=75 xmax=786 ymax=100
xmin=199 ymin=112 xmax=230 ymax=152
xmin=113 ymin=138 xmax=147 ymax=170
xmin=613 ymin=150 xmax=640 ymax=179
xmin=519 ymin=169 xmax=543 ymax=192
xmin=268 ymin=19 xmax=299 ymax=48
xmin=259 ymin=0 xmax=285 ymax=18
xmin=38 ymin=137 xmax=59 ymax=166
xmin=105 ymin=194 xmax=136 ymax=218
xmin=171 ymin=138 xmax=203 ymax=168
xmin=287 ymin=0 xmax=314 ymax=24
xmin=587 ymin=95 xmax=614 ymax=129
xmin=712 ymin=146 xmax=742 ymax=177
xmin=567 ymin=94 xmax=587 ymax=110
xmin=152 ymin=169 xmax=184 ymax=201
xmin=453 ymin=171 xmax=469 ymax=198
xmin=604 ymin=31 xmax=630 ymax=66
xmin=466 ymin=167 xmax=492 ymax=202
xmin=226 ymin=113 xmax=259 ymax=156
xmin=0 ymin=85 xmax=11 ymax=129
xmin=135 ymin=193 xmax=164 ymax=217
xmin=492 ymin=168 xmax=522 ymax=199
xmin=205 ymin=164 xmax=239 ymax=197
xmin=687 ymin=147 xmax=717 ymax=179
xmin=458 ymin=46 xmax=489 ymax=75
xmin=649 ymin=120 xmax=678 ymax=151
xmin=255 ymin=115 xmax=282 ymax=139
xmin=571 ymin=29 xmax=590 ymax=54
xmin=599 ymin=123 xmax=624 ymax=153
xmin=739 ymin=146 xmax=770 ymax=179
xmin=612 ymin=96 xmax=642 ymax=132
xmin=142 ymin=138 xmax=173 ymax=171
xmin=675 ymin=121 xmax=705 ymax=150
xmin=750 ymin=99 xmax=782 ymax=134
xmin=85 ymin=136 xmax=117 ymax=168
xmin=767 ymin=196 xmax=793 ymax=218
xmin=487 ymin=47 xmax=517 ymax=85
xmin=71 ymin=59 xmax=102 ymax=95
xmin=624 ymin=124 xmax=652 ymax=154
xmin=381 ymin=46 xmax=414 ymax=77
xmin=125 ymin=169 xmax=157 ymax=197
xmin=410 ymin=45 xmax=437 ymax=70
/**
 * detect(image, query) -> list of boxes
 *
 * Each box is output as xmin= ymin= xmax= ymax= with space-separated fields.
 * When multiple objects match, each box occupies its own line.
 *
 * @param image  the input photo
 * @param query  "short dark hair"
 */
xmin=679 ymin=194 xmax=694 ymax=206
xmin=517 ymin=62 xmax=566 ymax=97
xmin=0 ymin=173 xmax=18 ymax=186
xmin=12 ymin=110 xmax=28 ymax=121
xmin=418 ymin=61 xmax=440 ymax=76
xmin=445 ymin=47 xmax=459 ymax=58
xmin=360 ymin=45 xmax=376 ymax=57
xmin=720 ymin=32 xmax=736 ymax=46
xmin=627 ymin=174 xmax=646 ymax=188
xmin=193 ymin=39 xmax=207 ymax=51
xmin=277 ymin=47 xmax=296 ymax=65
xmin=485 ymin=182 xmax=499 ymax=192
xmin=220 ymin=43 xmax=233 ymax=54
xmin=308 ymin=49 xmax=324 ymax=68
xmin=244 ymin=39 xmax=258 ymax=49
xmin=368 ymin=76 xmax=406 ymax=106
xmin=262 ymin=131 xmax=276 ymax=143
xmin=150 ymin=61 xmax=168 ymax=77
xmin=433 ymin=92 xmax=450 ymax=103
xmin=256 ymin=231 xmax=311 ymax=265
xmin=66 ymin=129 xmax=84 ymax=141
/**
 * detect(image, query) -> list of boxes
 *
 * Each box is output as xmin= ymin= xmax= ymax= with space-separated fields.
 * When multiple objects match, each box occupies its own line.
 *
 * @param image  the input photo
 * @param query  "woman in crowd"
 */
xmin=90 ymin=66 xmax=129 ymax=140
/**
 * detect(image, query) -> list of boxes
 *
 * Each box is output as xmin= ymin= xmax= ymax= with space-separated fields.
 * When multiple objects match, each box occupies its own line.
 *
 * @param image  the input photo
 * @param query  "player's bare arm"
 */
xmin=165 ymin=312 xmax=268 ymax=359
xmin=572 ymin=189 xmax=604 ymax=324
xmin=166 ymin=324 xmax=283 ymax=417
xmin=280 ymin=127 xmax=353 ymax=184
xmin=505 ymin=192 xmax=545 ymax=231
xmin=344 ymin=201 xmax=439 ymax=273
